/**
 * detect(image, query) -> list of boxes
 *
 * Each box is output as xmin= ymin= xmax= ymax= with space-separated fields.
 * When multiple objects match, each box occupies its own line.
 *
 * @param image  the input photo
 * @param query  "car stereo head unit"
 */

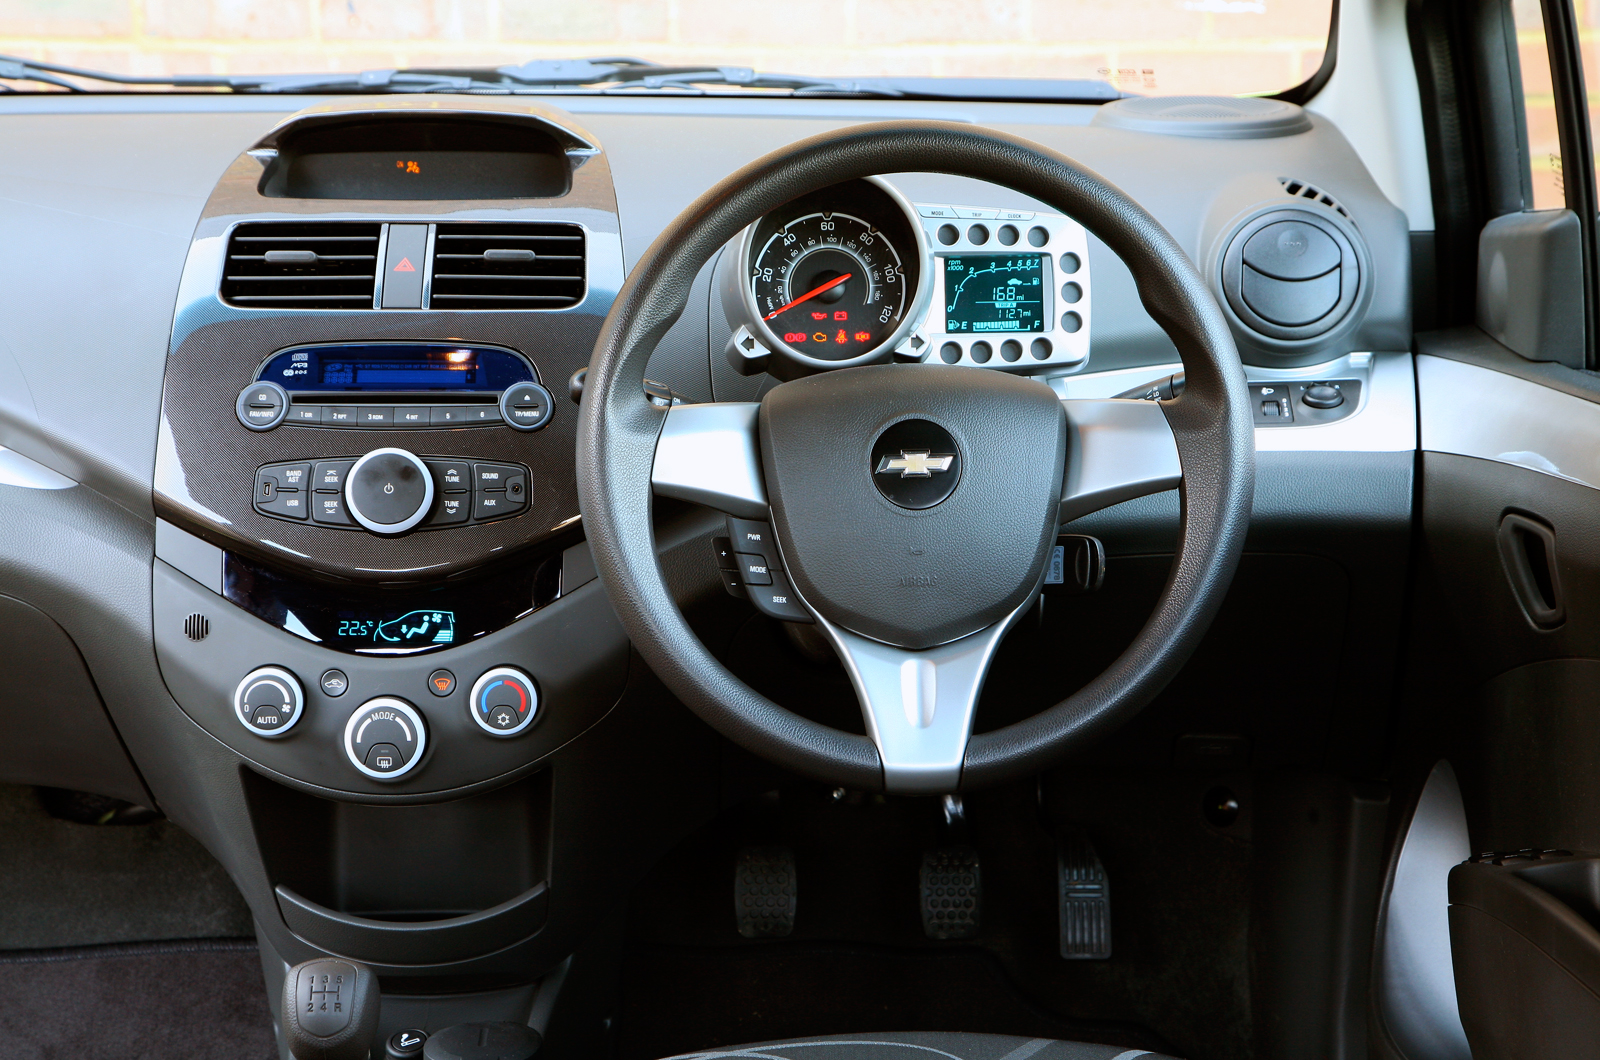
xmin=236 ymin=341 xmax=554 ymax=432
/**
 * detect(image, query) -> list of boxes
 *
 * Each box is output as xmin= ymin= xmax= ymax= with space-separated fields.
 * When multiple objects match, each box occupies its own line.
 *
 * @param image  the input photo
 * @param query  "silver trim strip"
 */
xmin=0 ymin=447 xmax=76 ymax=490
xmin=651 ymin=402 xmax=767 ymax=518
xmin=1060 ymin=399 xmax=1182 ymax=522
xmin=155 ymin=518 xmax=223 ymax=595
xmin=811 ymin=596 xmax=1032 ymax=795
xmin=1419 ymin=353 xmax=1600 ymax=489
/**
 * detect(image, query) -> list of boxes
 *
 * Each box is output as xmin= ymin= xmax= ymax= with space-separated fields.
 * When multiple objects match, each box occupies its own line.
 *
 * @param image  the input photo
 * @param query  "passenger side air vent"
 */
xmin=220 ymin=223 xmax=380 ymax=309
xmin=430 ymin=223 xmax=585 ymax=310
xmin=1279 ymin=177 xmax=1351 ymax=220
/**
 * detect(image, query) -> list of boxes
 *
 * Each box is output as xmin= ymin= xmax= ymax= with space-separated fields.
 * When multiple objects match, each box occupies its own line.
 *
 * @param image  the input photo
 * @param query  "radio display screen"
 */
xmin=942 ymin=253 xmax=1050 ymax=334
xmin=259 ymin=343 xmax=535 ymax=394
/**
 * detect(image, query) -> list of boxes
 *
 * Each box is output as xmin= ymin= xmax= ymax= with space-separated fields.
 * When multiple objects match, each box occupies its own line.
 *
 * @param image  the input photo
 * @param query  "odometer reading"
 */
xmin=752 ymin=212 xmax=909 ymax=356
xmin=942 ymin=254 xmax=1047 ymax=333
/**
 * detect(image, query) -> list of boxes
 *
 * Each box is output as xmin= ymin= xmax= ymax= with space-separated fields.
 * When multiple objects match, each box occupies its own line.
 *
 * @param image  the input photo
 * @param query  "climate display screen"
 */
xmin=942 ymin=254 xmax=1049 ymax=333
xmin=259 ymin=343 xmax=535 ymax=394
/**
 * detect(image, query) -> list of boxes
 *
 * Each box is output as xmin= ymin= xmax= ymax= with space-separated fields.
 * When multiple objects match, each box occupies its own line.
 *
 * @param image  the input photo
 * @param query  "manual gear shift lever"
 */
xmin=281 ymin=957 xmax=380 ymax=1060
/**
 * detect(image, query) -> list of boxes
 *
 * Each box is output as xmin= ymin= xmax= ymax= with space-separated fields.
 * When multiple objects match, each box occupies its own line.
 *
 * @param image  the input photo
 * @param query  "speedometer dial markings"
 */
xmin=751 ymin=211 xmax=909 ymax=358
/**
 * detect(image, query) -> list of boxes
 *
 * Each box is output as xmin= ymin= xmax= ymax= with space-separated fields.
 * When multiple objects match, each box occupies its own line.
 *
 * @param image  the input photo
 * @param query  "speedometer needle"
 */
xmin=764 ymin=272 xmax=853 ymax=320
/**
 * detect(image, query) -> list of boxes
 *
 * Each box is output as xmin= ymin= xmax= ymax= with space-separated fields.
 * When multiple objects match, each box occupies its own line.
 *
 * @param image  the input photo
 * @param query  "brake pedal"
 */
xmin=735 ymin=846 xmax=796 ymax=938
xmin=1058 ymin=829 xmax=1111 ymax=959
xmin=921 ymin=846 xmax=981 ymax=940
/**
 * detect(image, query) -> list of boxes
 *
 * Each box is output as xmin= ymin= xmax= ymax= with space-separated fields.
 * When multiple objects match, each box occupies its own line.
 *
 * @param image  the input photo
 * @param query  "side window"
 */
xmin=1514 ymin=0 xmax=1564 ymax=208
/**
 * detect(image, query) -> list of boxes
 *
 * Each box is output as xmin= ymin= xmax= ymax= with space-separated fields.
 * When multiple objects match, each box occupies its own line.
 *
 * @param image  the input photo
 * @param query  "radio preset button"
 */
xmin=324 ymin=407 xmax=357 ymax=425
xmin=393 ymin=407 xmax=429 ymax=427
xmin=358 ymin=407 xmax=394 ymax=427
xmin=286 ymin=405 xmax=322 ymax=424
xmin=462 ymin=406 xmax=502 ymax=424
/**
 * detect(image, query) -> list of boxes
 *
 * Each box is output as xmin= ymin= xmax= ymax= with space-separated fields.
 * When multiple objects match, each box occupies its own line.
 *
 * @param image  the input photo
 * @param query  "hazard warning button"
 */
xmin=380 ymin=224 xmax=428 ymax=309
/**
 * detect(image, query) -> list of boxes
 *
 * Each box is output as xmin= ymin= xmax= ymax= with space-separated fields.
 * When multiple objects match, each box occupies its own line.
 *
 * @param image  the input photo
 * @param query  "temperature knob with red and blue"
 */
xmin=469 ymin=667 xmax=539 ymax=737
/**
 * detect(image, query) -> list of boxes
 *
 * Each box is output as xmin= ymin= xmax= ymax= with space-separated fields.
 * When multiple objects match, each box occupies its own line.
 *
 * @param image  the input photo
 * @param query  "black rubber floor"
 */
xmin=0 ymin=939 xmax=274 ymax=1060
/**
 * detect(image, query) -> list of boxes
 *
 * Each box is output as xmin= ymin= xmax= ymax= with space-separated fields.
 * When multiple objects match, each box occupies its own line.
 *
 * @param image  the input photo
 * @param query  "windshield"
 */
xmin=0 ymin=0 xmax=1334 ymax=99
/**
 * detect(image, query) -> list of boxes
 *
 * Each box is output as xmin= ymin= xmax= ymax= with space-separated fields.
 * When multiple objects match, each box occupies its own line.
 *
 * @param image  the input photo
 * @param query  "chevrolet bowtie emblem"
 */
xmin=875 ymin=450 xmax=955 ymax=478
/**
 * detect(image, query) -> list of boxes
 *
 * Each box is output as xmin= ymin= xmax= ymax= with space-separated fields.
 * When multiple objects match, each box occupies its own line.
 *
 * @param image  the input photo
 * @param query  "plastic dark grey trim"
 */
xmin=274 ymin=881 xmax=550 ymax=966
xmin=577 ymin=121 xmax=1254 ymax=791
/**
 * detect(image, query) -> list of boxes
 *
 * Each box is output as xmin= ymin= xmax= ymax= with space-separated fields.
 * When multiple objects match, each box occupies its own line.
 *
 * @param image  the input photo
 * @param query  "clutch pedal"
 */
xmin=735 ymin=845 xmax=797 ymax=938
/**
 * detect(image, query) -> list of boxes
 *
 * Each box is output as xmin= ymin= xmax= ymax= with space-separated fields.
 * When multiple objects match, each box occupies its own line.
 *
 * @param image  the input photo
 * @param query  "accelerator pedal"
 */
xmin=735 ymin=845 xmax=797 ymax=938
xmin=921 ymin=846 xmax=982 ymax=940
xmin=1058 ymin=829 xmax=1111 ymax=959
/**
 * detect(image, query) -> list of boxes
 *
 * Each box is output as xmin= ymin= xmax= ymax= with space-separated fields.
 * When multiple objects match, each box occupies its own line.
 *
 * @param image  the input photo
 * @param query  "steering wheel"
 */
xmin=576 ymin=122 xmax=1254 ymax=794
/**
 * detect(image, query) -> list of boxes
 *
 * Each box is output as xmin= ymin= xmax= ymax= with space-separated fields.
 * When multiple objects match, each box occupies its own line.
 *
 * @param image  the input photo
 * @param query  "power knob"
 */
xmin=345 ymin=448 xmax=434 ymax=534
xmin=234 ymin=666 xmax=305 ymax=737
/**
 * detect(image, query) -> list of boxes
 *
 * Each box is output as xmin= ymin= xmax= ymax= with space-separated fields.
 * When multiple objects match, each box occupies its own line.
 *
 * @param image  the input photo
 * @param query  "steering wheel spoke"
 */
xmin=810 ymin=601 xmax=1030 ymax=794
xmin=1060 ymin=398 xmax=1182 ymax=522
xmin=651 ymin=402 xmax=766 ymax=517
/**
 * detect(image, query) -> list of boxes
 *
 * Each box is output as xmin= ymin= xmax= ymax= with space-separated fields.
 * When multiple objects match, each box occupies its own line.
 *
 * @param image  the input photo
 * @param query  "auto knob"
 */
xmin=233 ymin=666 xmax=305 ymax=738
xmin=345 ymin=448 xmax=435 ymax=534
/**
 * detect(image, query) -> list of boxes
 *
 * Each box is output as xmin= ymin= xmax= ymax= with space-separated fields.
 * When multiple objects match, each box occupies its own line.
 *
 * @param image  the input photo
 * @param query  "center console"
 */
xmin=147 ymin=99 xmax=719 ymax=1046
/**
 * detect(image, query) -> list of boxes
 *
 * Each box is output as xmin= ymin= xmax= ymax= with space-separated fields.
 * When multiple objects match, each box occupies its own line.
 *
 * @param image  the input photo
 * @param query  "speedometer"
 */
xmin=753 ymin=212 xmax=908 ymax=356
xmin=730 ymin=177 xmax=928 ymax=375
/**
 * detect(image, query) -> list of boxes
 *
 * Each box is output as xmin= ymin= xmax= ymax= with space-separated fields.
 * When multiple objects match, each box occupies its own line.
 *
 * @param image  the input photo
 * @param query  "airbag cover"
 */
xmin=759 ymin=364 xmax=1066 ymax=649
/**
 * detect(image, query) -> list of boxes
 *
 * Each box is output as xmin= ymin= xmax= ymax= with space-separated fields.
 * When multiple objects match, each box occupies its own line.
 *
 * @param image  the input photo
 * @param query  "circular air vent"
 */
xmin=1091 ymin=95 xmax=1312 ymax=139
xmin=1219 ymin=209 xmax=1363 ymax=343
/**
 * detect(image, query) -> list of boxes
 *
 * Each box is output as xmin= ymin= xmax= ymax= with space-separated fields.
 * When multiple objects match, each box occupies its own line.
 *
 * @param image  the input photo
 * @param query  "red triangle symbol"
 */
xmin=393 ymin=257 xmax=416 ymax=273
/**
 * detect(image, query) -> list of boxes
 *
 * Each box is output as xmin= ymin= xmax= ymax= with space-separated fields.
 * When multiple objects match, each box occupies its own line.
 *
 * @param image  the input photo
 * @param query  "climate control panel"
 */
xmin=255 ymin=451 xmax=529 ymax=532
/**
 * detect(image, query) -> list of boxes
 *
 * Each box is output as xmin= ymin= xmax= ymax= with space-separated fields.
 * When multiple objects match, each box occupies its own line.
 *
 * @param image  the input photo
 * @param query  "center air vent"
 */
xmin=220 ymin=223 xmax=380 ymax=309
xmin=429 ymin=223 xmax=585 ymax=310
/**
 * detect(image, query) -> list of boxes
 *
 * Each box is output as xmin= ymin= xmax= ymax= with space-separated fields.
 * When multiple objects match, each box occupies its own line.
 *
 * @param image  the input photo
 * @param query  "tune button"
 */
xmin=234 ymin=666 xmax=305 ymax=738
xmin=345 ymin=448 xmax=435 ymax=534
xmin=468 ymin=667 xmax=540 ymax=737
xmin=343 ymin=697 xmax=428 ymax=780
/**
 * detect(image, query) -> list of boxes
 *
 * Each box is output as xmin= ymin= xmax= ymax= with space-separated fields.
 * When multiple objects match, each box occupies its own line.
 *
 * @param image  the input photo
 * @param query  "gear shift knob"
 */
xmin=282 ymin=957 xmax=380 ymax=1060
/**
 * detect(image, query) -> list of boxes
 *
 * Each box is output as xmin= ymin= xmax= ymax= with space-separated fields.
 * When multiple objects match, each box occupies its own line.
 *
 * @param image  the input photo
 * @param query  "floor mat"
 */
xmin=0 ymin=939 xmax=273 ymax=1060
xmin=0 ymin=784 xmax=254 ymax=950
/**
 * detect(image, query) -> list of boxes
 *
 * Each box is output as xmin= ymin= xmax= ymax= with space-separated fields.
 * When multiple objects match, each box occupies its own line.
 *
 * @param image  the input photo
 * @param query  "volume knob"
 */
xmin=345 ymin=448 xmax=434 ymax=534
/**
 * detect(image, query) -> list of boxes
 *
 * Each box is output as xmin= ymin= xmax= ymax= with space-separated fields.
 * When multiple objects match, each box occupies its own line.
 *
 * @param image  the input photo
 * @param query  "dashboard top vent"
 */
xmin=430 ymin=223 xmax=586 ymax=310
xmin=1279 ymin=177 xmax=1351 ymax=220
xmin=220 ymin=222 xmax=380 ymax=309
xmin=1091 ymin=95 xmax=1312 ymax=139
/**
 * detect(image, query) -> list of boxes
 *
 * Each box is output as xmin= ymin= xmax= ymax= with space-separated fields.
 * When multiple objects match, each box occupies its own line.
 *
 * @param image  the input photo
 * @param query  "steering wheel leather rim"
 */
xmin=576 ymin=120 xmax=1254 ymax=791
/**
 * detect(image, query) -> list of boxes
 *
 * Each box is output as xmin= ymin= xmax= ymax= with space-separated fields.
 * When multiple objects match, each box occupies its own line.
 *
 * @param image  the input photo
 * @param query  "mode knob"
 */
xmin=345 ymin=448 xmax=434 ymax=534
xmin=234 ymin=666 xmax=305 ymax=737
xmin=468 ymin=667 xmax=540 ymax=736
xmin=343 ymin=697 xmax=428 ymax=780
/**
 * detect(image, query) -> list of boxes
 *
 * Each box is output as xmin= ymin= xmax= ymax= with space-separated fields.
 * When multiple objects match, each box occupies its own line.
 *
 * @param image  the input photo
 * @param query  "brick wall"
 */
xmin=0 ymin=0 xmax=1331 ymax=97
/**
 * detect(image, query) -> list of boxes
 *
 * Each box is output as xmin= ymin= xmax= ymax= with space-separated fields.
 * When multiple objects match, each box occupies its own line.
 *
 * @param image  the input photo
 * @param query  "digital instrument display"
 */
xmin=223 ymin=551 xmax=561 ymax=656
xmin=259 ymin=343 xmax=535 ymax=394
xmin=942 ymin=254 xmax=1049 ymax=333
